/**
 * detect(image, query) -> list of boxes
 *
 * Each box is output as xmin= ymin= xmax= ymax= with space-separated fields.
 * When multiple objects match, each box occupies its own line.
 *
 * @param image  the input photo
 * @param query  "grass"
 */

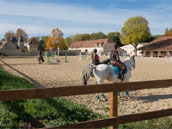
xmin=1 ymin=67 xmax=172 ymax=128
xmin=119 ymin=117 xmax=172 ymax=129
xmin=0 ymin=68 xmax=105 ymax=128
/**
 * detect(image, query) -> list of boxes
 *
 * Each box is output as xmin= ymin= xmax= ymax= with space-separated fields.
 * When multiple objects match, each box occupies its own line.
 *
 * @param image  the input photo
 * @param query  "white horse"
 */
xmin=82 ymin=56 xmax=135 ymax=100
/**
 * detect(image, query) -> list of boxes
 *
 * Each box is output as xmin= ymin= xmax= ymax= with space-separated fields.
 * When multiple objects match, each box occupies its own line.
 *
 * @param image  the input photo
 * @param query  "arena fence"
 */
xmin=1 ymin=79 xmax=172 ymax=129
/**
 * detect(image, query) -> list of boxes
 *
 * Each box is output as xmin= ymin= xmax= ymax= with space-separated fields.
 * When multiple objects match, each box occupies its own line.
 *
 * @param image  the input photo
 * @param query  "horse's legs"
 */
xmin=126 ymin=91 xmax=129 ymax=97
xmin=96 ymin=79 xmax=106 ymax=101
xmin=123 ymin=77 xmax=130 ymax=97
xmin=118 ymin=91 xmax=120 ymax=96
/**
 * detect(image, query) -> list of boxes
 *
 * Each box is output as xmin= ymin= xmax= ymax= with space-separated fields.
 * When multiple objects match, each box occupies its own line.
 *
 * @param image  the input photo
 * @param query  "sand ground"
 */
xmin=1 ymin=56 xmax=172 ymax=116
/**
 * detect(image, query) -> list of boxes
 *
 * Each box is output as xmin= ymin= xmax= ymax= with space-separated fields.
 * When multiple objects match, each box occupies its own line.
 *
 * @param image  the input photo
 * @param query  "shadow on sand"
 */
xmin=136 ymin=94 xmax=172 ymax=103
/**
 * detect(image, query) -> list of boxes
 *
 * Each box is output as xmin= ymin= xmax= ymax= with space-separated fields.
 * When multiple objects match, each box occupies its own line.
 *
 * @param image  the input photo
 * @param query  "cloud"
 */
xmin=0 ymin=0 xmax=172 ymax=37
xmin=0 ymin=23 xmax=51 ymax=35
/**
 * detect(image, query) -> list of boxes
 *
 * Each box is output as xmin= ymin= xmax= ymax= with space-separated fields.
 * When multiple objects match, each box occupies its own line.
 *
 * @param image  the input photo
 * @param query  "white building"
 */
xmin=120 ymin=43 xmax=147 ymax=56
xmin=68 ymin=39 xmax=112 ymax=55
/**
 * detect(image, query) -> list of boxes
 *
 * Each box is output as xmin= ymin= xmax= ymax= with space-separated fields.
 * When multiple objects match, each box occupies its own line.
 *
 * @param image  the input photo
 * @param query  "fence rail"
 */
xmin=1 ymin=79 xmax=172 ymax=128
xmin=43 ymin=108 xmax=172 ymax=129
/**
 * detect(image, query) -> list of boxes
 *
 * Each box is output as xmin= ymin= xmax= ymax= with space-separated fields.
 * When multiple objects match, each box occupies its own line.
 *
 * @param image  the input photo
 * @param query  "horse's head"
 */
xmin=124 ymin=55 xmax=135 ymax=70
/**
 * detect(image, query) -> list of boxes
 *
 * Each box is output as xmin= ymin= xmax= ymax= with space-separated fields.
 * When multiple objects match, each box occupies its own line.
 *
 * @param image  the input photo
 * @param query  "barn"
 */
xmin=68 ymin=38 xmax=126 ymax=55
xmin=139 ymin=36 xmax=172 ymax=57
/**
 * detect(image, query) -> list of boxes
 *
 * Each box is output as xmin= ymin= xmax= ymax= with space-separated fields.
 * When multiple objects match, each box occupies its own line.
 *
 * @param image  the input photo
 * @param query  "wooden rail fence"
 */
xmin=1 ymin=79 xmax=172 ymax=129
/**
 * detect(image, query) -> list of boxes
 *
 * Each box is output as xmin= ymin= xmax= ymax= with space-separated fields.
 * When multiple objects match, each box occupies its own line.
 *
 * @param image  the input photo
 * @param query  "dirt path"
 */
xmin=1 ymin=56 xmax=172 ymax=116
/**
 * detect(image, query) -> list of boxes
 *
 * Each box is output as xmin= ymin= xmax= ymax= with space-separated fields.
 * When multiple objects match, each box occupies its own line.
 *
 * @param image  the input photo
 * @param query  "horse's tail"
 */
xmin=82 ymin=64 xmax=96 ymax=85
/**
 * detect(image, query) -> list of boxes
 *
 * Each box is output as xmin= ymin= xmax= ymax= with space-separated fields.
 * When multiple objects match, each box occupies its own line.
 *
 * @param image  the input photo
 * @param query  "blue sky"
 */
xmin=0 ymin=0 xmax=172 ymax=39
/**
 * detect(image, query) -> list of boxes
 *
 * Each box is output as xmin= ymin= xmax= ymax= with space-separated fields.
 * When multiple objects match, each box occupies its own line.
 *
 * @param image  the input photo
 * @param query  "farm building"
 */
xmin=68 ymin=38 xmax=126 ymax=55
xmin=120 ymin=43 xmax=147 ymax=57
xmin=0 ymin=36 xmax=38 ymax=56
xmin=138 ymin=36 xmax=172 ymax=57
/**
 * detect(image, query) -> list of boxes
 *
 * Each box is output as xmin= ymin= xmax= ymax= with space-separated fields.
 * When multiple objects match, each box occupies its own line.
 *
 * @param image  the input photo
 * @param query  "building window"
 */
xmin=153 ymin=51 xmax=158 ymax=57
xmin=169 ymin=51 xmax=172 ymax=57
xmin=145 ymin=51 xmax=150 ymax=57
xmin=160 ymin=51 xmax=166 ymax=57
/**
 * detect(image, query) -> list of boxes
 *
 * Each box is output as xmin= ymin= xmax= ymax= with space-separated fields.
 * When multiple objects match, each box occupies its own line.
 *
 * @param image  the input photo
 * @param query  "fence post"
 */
xmin=110 ymin=90 xmax=118 ymax=129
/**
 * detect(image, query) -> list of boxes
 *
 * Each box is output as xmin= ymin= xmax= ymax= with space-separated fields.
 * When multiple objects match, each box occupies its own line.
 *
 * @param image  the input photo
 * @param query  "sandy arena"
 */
xmin=1 ymin=56 xmax=172 ymax=116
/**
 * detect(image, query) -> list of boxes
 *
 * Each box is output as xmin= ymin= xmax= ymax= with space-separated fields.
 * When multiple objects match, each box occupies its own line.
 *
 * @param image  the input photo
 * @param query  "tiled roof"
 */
xmin=69 ymin=39 xmax=111 ymax=48
xmin=139 ymin=36 xmax=172 ymax=50
xmin=0 ymin=41 xmax=7 ymax=47
xmin=154 ymin=44 xmax=172 ymax=51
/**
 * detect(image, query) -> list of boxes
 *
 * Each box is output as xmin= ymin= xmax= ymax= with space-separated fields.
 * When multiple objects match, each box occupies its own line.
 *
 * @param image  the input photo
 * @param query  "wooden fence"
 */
xmin=1 ymin=79 xmax=172 ymax=129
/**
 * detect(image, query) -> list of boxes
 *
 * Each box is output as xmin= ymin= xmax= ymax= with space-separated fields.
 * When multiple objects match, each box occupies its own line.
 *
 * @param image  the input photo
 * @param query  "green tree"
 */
xmin=145 ymin=34 xmax=163 ymax=42
xmin=120 ymin=16 xmax=150 ymax=52
xmin=90 ymin=32 xmax=107 ymax=40
xmin=107 ymin=32 xmax=122 ymax=46
xmin=73 ymin=33 xmax=82 ymax=41
xmin=65 ymin=37 xmax=73 ymax=48
xmin=58 ymin=37 xmax=67 ymax=50
xmin=80 ymin=34 xmax=90 ymax=41
xmin=73 ymin=33 xmax=91 ymax=41
xmin=40 ymin=36 xmax=48 ymax=48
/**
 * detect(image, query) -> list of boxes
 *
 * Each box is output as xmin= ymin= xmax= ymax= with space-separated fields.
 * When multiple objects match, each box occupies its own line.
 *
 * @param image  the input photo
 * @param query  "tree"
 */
xmin=4 ymin=31 xmax=15 ymax=40
xmin=65 ymin=37 xmax=73 ymax=48
xmin=169 ymin=29 xmax=172 ymax=36
xmin=58 ymin=37 xmax=67 ymax=50
xmin=164 ymin=28 xmax=169 ymax=36
xmin=107 ymin=32 xmax=122 ymax=46
xmin=73 ymin=33 xmax=91 ymax=41
xmin=45 ymin=36 xmax=53 ymax=50
xmin=45 ymin=28 xmax=66 ymax=50
xmin=164 ymin=28 xmax=172 ymax=36
xmin=73 ymin=34 xmax=82 ymax=42
xmin=80 ymin=34 xmax=90 ymax=41
xmin=145 ymin=34 xmax=163 ymax=42
xmin=51 ymin=28 xmax=67 ymax=50
xmin=40 ymin=36 xmax=48 ymax=48
xmin=30 ymin=37 xmax=38 ymax=42
xmin=16 ymin=28 xmax=28 ymax=42
xmin=90 ymin=32 xmax=107 ymax=40
xmin=120 ymin=16 xmax=150 ymax=51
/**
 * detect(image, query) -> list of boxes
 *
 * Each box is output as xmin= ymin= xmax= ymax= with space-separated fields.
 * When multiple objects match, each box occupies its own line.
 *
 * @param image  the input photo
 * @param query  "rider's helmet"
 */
xmin=93 ymin=49 xmax=97 ymax=53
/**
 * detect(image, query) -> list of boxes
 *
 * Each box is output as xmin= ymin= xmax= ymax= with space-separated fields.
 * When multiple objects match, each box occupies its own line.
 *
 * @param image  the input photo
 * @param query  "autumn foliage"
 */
xmin=4 ymin=31 xmax=15 ymax=39
xmin=45 ymin=28 xmax=67 ymax=50
xmin=164 ymin=28 xmax=172 ymax=36
xmin=16 ymin=28 xmax=28 ymax=42
xmin=45 ymin=36 xmax=53 ymax=50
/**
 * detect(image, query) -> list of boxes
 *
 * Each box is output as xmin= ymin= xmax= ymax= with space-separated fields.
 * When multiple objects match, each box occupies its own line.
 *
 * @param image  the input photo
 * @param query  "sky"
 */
xmin=0 ymin=0 xmax=172 ymax=39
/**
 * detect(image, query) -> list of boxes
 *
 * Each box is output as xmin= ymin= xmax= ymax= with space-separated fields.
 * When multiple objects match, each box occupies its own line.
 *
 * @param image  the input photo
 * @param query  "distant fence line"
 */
xmin=1 ymin=79 xmax=172 ymax=129
xmin=43 ymin=50 xmax=81 ymax=56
